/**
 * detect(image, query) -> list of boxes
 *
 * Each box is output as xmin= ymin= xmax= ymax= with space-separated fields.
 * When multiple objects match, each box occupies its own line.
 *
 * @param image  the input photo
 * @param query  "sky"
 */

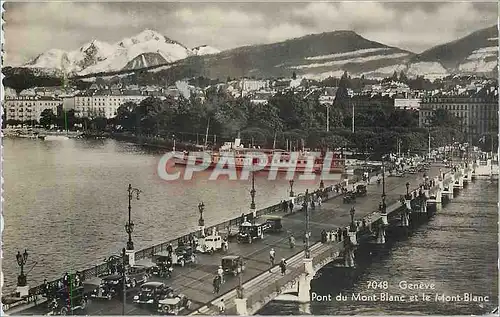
xmin=4 ymin=1 xmax=498 ymax=66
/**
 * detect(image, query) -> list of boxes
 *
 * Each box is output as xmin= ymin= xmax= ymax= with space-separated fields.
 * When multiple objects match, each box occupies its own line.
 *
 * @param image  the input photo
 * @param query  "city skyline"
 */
xmin=4 ymin=1 xmax=498 ymax=66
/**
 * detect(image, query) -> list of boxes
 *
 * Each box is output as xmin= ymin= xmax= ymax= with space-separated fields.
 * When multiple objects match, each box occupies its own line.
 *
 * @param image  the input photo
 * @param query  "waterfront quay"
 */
xmin=5 ymin=161 xmax=473 ymax=316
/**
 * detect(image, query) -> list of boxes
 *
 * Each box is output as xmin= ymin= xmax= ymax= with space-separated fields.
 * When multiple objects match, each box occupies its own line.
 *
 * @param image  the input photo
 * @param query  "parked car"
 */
xmin=90 ymin=275 xmax=123 ymax=300
xmin=151 ymin=255 xmax=173 ymax=278
xmin=355 ymin=185 xmax=367 ymax=197
xmin=46 ymin=286 xmax=88 ymax=315
xmin=196 ymin=234 xmax=223 ymax=254
xmin=133 ymin=282 xmax=173 ymax=305
xmin=221 ymin=255 xmax=245 ymax=276
xmin=262 ymin=216 xmax=283 ymax=233
xmin=172 ymin=246 xmax=195 ymax=267
xmin=343 ymin=192 xmax=356 ymax=204
xmin=157 ymin=293 xmax=192 ymax=315
xmin=126 ymin=265 xmax=150 ymax=286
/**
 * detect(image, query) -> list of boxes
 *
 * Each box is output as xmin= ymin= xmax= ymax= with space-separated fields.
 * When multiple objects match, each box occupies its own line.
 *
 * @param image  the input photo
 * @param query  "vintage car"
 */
xmin=262 ymin=216 xmax=283 ymax=233
xmin=91 ymin=275 xmax=123 ymax=300
xmin=196 ymin=234 xmax=223 ymax=254
xmin=46 ymin=286 xmax=88 ymax=315
xmin=355 ymin=185 xmax=367 ymax=197
xmin=157 ymin=293 xmax=192 ymax=315
xmin=172 ymin=246 xmax=195 ymax=267
xmin=151 ymin=255 xmax=174 ymax=278
xmin=126 ymin=265 xmax=150 ymax=286
xmin=343 ymin=192 xmax=356 ymax=204
xmin=237 ymin=221 xmax=271 ymax=243
xmin=133 ymin=282 xmax=174 ymax=305
xmin=221 ymin=255 xmax=245 ymax=276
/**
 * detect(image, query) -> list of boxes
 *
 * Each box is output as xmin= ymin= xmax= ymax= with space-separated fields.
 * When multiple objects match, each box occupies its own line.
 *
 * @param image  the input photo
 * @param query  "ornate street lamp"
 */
xmin=250 ymin=171 xmax=256 ymax=210
xmin=406 ymin=182 xmax=410 ymax=198
xmin=303 ymin=189 xmax=310 ymax=259
xmin=289 ymin=179 xmax=295 ymax=197
xmin=349 ymin=207 xmax=356 ymax=231
xmin=237 ymin=258 xmax=244 ymax=299
xmin=126 ymin=184 xmax=141 ymax=250
xmin=198 ymin=202 xmax=205 ymax=227
xmin=16 ymin=250 xmax=29 ymax=287
xmin=319 ymin=179 xmax=324 ymax=190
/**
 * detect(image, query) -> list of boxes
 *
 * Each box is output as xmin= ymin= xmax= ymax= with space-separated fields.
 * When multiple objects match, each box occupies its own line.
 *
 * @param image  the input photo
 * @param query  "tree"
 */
xmin=39 ymin=109 xmax=56 ymax=128
xmin=399 ymin=71 xmax=408 ymax=83
xmin=391 ymin=71 xmax=398 ymax=82
xmin=429 ymin=109 xmax=461 ymax=128
xmin=292 ymin=71 xmax=297 ymax=80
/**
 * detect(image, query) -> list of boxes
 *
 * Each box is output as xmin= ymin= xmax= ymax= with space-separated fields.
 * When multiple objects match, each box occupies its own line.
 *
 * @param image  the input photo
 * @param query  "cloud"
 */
xmin=3 ymin=2 xmax=497 ymax=66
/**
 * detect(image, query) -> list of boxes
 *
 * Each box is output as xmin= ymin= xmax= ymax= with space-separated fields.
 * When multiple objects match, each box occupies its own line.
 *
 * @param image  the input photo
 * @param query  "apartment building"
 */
xmin=4 ymin=96 xmax=62 ymax=122
xmin=70 ymin=92 xmax=147 ymax=119
xmin=419 ymin=88 xmax=498 ymax=140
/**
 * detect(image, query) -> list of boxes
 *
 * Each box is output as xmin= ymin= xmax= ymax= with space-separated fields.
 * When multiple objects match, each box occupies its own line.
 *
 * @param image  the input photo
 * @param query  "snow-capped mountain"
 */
xmin=192 ymin=45 xmax=221 ymax=56
xmin=16 ymin=25 xmax=498 ymax=81
xmin=23 ymin=29 xmax=193 ymax=75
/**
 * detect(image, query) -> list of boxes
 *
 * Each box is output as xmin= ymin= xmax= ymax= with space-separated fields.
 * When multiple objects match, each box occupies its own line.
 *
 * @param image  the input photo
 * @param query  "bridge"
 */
xmin=3 ymin=160 xmax=476 ymax=316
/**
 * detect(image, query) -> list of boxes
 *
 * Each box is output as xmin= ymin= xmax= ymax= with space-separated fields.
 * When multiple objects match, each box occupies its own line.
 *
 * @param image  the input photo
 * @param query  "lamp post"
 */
xmin=319 ymin=179 xmax=324 ymax=190
xmin=250 ymin=171 xmax=256 ymax=210
xmin=122 ymin=248 xmax=126 ymax=315
xmin=406 ymin=182 xmax=410 ymax=198
xmin=303 ymin=190 xmax=310 ymax=259
xmin=16 ymin=250 xmax=28 ymax=287
xmin=237 ymin=258 xmax=244 ymax=299
xmin=126 ymin=184 xmax=141 ymax=251
xmin=289 ymin=179 xmax=295 ymax=197
xmin=349 ymin=207 xmax=355 ymax=231
xmin=198 ymin=202 xmax=205 ymax=237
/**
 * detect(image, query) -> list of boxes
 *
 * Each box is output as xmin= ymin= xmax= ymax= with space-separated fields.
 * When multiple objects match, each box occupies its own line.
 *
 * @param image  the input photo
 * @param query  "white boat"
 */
xmin=43 ymin=135 xmax=70 ymax=141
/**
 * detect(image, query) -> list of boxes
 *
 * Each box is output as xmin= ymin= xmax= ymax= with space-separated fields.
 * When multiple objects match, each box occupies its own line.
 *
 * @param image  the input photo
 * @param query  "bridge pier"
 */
xmin=376 ymin=223 xmax=386 ymax=244
xmin=234 ymin=297 xmax=248 ymax=316
xmin=298 ymin=258 xmax=314 ymax=303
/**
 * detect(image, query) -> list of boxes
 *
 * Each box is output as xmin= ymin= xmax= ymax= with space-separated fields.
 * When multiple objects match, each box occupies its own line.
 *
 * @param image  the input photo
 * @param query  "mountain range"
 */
xmin=14 ymin=25 xmax=499 ymax=80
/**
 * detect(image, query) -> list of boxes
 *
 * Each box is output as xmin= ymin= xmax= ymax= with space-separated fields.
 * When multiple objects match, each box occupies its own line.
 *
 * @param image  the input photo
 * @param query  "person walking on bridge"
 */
xmin=167 ymin=243 xmax=173 ymax=257
xmin=269 ymin=248 xmax=276 ymax=266
xmin=213 ymin=275 xmax=221 ymax=294
xmin=279 ymin=259 xmax=287 ymax=275
xmin=289 ymin=200 xmax=294 ymax=213
xmin=217 ymin=265 xmax=225 ymax=284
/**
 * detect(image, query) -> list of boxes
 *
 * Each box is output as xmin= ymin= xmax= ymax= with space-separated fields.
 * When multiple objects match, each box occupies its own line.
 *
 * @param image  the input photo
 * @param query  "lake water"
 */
xmin=2 ymin=138 xmax=329 ymax=290
xmin=259 ymin=179 xmax=498 ymax=315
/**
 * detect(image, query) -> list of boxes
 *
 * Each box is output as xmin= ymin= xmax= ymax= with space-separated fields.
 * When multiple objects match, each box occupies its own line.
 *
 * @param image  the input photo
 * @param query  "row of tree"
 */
xmin=6 ymin=86 xmax=481 ymax=154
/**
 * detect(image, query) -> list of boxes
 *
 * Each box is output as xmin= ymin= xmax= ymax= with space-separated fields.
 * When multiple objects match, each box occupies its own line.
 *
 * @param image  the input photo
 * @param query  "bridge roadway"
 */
xmin=17 ymin=166 xmax=443 ymax=316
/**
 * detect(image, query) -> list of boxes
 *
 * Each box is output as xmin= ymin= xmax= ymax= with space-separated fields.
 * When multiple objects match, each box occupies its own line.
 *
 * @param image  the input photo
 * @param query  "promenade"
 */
xmin=11 ymin=164 xmax=446 ymax=315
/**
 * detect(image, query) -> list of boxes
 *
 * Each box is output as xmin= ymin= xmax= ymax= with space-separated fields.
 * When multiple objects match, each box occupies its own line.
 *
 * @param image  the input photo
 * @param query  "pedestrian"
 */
xmin=317 ymin=196 xmax=322 ymax=206
xmin=326 ymin=230 xmax=331 ymax=242
xmin=63 ymin=272 xmax=69 ymax=287
xmin=213 ymin=275 xmax=221 ymax=294
xmin=320 ymin=230 xmax=327 ymax=243
xmin=217 ymin=299 xmax=225 ymax=314
xmin=289 ymin=236 xmax=295 ymax=248
xmin=279 ymin=259 xmax=287 ymax=275
xmin=217 ymin=265 xmax=224 ymax=284
xmin=337 ymin=228 xmax=342 ymax=241
xmin=282 ymin=200 xmax=287 ymax=213
xmin=167 ymin=243 xmax=173 ymax=257
xmin=269 ymin=248 xmax=276 ymax=266
xmin=289 ymin=200 xmax=294 ymax=213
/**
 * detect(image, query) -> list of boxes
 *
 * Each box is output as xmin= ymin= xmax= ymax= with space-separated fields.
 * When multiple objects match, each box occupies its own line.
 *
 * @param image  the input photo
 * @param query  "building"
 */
xmin=394 ymin=98 xmax=421 ymax=111
xmin=4 ymin=96 xmax=62 ymax=122
xmin=71 ymin=92 xmax=147 ymax=119
xmin=239 ymin=79 xmax=268 ymax=94
xmin=419 ymin=88 xmax=498 ymax=141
